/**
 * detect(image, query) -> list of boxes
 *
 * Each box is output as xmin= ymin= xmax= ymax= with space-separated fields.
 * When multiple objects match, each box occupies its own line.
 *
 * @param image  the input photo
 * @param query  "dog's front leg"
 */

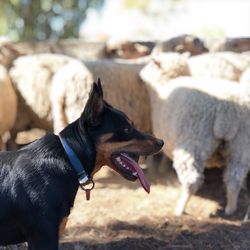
xmin=27 ymin=224 xmax=59 ymax=250
xmin=28 ymin=235 xmax=59 ymax=250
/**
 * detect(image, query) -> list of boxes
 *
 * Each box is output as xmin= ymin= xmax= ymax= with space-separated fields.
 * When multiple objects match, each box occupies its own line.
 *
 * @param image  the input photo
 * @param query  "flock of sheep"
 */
xmin=1 ymin=34 xmax=250 ymax=217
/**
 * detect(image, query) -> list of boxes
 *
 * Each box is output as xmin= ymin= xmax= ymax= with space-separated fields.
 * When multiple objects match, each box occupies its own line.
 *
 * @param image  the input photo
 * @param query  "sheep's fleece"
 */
xmin=9 ymin=54 xmax=78 ymax=134
xmin=51 ymin=60 xmax=151 ymax=134
xmin=188 ymin=52 xmax=250 ymax=81
xmin=141 ymin=68 xmax=250 ymax=216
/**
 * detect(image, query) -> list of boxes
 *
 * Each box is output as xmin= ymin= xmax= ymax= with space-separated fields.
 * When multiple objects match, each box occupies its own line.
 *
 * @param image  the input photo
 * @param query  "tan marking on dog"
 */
xmin=98 ymin=133 xmax=114 ymax=142
xmin=59 ymin=217 xmax=68 ymax=238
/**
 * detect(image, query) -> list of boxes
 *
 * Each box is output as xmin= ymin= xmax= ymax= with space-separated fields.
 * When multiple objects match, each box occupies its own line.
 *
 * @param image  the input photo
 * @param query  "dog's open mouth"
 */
xmin=111 ymin=152 xmax=150 ymax=193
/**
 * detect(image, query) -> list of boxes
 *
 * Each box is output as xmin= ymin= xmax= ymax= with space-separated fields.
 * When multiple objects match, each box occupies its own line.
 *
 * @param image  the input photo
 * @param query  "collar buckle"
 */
xmin=79 ymin=179 xmax=95 ymax=191
xmin=80 ymin=179 xmax=95 ymax=201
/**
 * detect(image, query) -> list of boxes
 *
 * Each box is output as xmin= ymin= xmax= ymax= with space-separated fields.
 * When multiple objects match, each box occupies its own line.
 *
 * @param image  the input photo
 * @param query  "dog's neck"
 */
xmin=59 ymin=120 xmax=96 ymax=176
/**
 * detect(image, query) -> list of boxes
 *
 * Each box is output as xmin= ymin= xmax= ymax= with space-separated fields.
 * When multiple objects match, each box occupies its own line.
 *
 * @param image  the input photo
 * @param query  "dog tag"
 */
xmin=85 ymin=190 xmax=91 ymax=200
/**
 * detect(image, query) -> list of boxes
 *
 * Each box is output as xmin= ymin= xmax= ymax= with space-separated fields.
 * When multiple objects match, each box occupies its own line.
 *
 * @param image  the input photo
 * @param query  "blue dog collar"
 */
xmin=58 ymin=134 xmax=89 ymax=185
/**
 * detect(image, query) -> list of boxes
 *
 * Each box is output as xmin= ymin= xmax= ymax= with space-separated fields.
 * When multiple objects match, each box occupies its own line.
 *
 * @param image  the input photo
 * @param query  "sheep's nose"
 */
xmin=156 ymin=139 xmax=164 ymax=148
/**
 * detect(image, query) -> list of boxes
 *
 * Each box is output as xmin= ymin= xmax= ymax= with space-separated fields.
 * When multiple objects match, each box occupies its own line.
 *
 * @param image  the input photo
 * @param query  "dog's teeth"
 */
xmin=133 ymin=172 xmax=138 ymax=176
xmin=117 ymin=158 xmax=131 ymax=171
xmin=122 ymin=164 xmax=129 ymax=170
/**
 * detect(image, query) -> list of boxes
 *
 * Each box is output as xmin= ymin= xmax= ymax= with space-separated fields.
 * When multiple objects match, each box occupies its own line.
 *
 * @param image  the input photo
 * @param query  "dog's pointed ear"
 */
xmin=80 ymin=80 xmax=104 ymax=126
xmin=97 ymin=77 xmax=103 ymax=97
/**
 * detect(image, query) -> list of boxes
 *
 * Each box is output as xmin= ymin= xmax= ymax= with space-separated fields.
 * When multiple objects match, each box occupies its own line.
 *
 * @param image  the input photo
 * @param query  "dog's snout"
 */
xmin=156 ymin=139 xmax=164 ymax=148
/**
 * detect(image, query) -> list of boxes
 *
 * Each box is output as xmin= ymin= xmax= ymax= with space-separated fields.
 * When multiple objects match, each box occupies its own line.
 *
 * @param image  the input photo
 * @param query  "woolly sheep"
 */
xmin=106 ymin=37 xmax=152 ymax=59
xmin=51 ymin=59 xmax=151 ymax=134
xmin=188 ymin=52 xmax=242 ymax=81
xmin=140 ymin=56 xmax=250 ymax=216
xmin=188 ymin=52 xmax=250 ymax=82
xmin=152 ymin=34 xmax=208 ymax=56
xmin=212 ymin=37 xmax=250 ymax=53
xmin=0 ymin=65 xmax=17 ymax=149
xmin=144 ymin=53 xmax=191 ymax=84
xmin=9 ymin=54 xmax=78 ymax=141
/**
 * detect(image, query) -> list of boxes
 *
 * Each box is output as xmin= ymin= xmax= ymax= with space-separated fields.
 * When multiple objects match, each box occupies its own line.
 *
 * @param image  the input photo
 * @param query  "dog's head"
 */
xmin=79 ymin=79 xmax=163 ymax=192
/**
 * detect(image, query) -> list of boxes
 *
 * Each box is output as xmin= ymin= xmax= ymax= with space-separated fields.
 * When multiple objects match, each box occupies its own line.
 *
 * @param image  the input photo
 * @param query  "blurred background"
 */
xmin=1 ymin=0 xmax=250 ymax=42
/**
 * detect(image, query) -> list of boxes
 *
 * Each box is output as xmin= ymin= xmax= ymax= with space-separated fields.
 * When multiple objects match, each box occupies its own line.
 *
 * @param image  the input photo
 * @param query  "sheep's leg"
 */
xmin=223 ymin=161 xmax=249 ymax=215
xmin=175 ymin=177 xmax=204 ymax=216
xmin=175 ymin=186 xmax=193 ymax=216
xmin=173 ymin=148 xmax=205 ymax=216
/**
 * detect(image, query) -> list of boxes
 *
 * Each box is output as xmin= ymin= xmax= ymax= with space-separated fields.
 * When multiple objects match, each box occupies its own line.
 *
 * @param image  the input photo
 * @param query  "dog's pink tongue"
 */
xmin=120 ymin=153 xmax=150 ymax=193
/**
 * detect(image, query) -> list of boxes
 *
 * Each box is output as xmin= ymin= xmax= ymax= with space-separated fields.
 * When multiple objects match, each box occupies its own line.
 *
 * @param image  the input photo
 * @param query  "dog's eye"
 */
xmin=124 ymin=127 xmax=133 ymax=134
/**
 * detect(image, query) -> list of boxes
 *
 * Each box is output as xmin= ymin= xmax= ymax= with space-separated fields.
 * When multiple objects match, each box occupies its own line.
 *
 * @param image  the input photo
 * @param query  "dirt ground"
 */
xmin=2 ymin=161 xmax=250 ymax=250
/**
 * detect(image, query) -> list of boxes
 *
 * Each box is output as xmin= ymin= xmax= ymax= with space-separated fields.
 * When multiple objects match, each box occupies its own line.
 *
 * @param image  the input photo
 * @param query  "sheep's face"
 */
xmin=179 ymin=35 xmax=208 ymax=55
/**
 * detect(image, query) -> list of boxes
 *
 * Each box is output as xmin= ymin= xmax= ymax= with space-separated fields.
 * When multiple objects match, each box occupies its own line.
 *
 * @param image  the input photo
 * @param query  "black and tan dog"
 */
xmin=0 ymin=79 xmax=163 ymax=249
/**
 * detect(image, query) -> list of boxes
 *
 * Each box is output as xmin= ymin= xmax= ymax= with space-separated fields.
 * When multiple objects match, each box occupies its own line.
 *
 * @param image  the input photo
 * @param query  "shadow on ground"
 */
xmin=60 ymin=218 xmax=250 ymax=250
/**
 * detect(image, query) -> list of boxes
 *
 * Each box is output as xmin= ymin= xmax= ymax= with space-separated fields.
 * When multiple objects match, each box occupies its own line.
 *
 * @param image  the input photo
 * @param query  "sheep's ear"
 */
xmin=80 ymin=80 xmax=104 ymax=126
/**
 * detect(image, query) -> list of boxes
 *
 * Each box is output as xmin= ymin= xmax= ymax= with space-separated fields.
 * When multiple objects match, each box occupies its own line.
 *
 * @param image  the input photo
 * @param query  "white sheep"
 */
xmin=0 ymin=65 xmax=17 ymax=149
xmin=152 ymin=34 xmax=208 ymax=56
xmin=50 ymin=59 xmax=151 ymax=134
xmin=106 ymin=37 xmax=152 ymax=59
xmin=140 ymin=55 xmax=250 ymax=216
xmin=9 ymin=53 xmax=78 ymax=143
xmin=188 ymin=52 xmax=241 ymax=81
xmin=211 ymin=37 xmax=250 ymax=53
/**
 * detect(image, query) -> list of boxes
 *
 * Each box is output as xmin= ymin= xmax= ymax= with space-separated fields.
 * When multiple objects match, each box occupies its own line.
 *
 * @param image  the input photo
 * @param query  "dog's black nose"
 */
xmin=156 ymin=139 xmax=164 ymax=148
